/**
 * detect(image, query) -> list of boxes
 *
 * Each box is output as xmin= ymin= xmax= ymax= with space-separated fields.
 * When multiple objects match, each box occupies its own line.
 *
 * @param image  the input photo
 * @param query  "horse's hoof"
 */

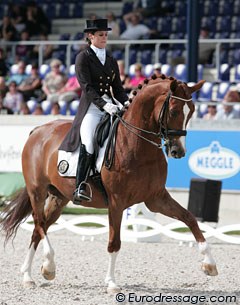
xmin=23 ymin=281 xmax=36 ymax=288
xmin=201 ymin=263 xmax=218 ymax=276
xmin=41 ymin=266 xmax=56 ymax=280
xmin=107 ymin=286 xmax=121 ymax=294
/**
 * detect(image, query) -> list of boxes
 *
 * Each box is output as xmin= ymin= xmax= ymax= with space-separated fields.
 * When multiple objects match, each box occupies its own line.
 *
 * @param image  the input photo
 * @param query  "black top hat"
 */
xmin=83 ymin=19 xmax=112 ymax=33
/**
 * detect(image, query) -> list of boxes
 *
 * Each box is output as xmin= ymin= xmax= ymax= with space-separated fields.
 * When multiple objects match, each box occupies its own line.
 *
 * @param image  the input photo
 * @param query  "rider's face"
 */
xmin=89 ymin=31 xmax=108 ymax=49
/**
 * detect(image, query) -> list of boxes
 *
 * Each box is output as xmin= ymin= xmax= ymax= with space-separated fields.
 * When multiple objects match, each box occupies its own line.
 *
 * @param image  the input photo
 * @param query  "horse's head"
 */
xmin=155 ymin=78 xmax=205 ymax=158
xmin=123 ymin=76 xmax=204 ymax=159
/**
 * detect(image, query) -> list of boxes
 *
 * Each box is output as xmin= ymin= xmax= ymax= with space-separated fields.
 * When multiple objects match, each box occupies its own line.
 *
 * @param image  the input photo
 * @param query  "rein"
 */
xmin=116 ymin=91 xmax=192 ymax=149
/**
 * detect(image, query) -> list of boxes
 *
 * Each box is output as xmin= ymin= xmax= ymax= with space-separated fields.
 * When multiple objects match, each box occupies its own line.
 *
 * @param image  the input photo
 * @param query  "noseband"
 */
xmin=116 ymin=91 xmax=192 ymax=149
xmin=159 ymin=92 xmax=191 ymax=140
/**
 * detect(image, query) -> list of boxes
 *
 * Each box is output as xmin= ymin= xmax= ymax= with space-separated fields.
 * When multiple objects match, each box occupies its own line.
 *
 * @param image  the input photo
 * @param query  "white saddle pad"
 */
xmin=57 ymin=94 xmax=123 ymax=177
xmin=57 ymin=138 xmax=108 ymax=177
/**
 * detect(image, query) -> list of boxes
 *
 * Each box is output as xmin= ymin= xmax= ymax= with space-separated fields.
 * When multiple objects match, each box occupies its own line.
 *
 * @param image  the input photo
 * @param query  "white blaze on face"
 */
xmin=180 ymin=103 xmax=190 ymax=150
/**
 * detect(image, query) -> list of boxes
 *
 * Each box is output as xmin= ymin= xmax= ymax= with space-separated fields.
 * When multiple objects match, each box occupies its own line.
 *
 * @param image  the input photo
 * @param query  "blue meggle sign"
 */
xmin=166 ymin=131 xmax=240 ymax=191
xmin=189 ymin=141 xmax=240 ymax=180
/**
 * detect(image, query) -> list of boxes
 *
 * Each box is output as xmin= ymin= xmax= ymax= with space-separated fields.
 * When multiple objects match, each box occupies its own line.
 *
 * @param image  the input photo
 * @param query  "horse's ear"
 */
xmin=170 ymin=79 xmax=178 ymax=92
xmin=188 ymin=80 xmax=205 ymax=93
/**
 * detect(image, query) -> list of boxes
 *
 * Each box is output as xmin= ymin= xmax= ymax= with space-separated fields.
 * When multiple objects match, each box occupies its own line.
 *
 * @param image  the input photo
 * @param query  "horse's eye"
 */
xmin=170 ymin=110 xmax=179 ymax=118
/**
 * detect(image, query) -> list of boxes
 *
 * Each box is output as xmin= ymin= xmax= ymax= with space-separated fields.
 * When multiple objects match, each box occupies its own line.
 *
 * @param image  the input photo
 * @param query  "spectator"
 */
xmin=120 ymin=12 xmax=154 ymax=40
xmin=18 ymin=63 xmax=43 ymax=101
xmin=199 ymin=27 xmax=215 ymax=65
xmin=7 ymin=3 xmax=26 ymax=33
xmin=202 ymin=104 xmax=217 ymax=120
xmin=106 ymin=12 xmax=120 ymax=40
xmin=0 ymin=76 xmax=7 ymax=97
xmin=30 ymin=32 xmax=53 ymax=63
xmin=57 ymin=75 xmax=81 ymax=103
xmin=117 ymin=60 xmax=131 ymax=90
xmin=25 ymin=1 xmax=51 ymax=36
xmin=0 ymin=48 xmax=9 ymax=77
xmin=0 ymin=15 xmax=18 ymax=44
xmin=0 ymin=92 xmax=13 ymax=114
xmin=3 ymin=81 xmax=24 ymax=113
xmin=7 ymin=60 xmax=28 ymax=86
xmin=153 ymin=63 xmax=162 ymax=77
xmin=16 ymin=29 xmax=33 ymax=62
xmin=133 ymin=0 xmax=172 ymax=17
xmin=124 ymin=63 xmax=145 ymax=92
xmin=87 ymin=13 xmax=99 ymax=20
xmin=42 ymin=59 xmax=68 ymax=103
xmin=19 ymin=102 xmax=31 ymax=115
xmin=32 ymin=104 xmax=44 ymax=115
xmin=51 ymin=102 xmax=61 ymax=115
xmin=215 ymin=90 xmax=240 ymax=120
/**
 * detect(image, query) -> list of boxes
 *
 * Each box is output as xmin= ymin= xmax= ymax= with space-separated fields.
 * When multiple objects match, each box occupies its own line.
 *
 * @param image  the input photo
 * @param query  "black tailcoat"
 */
xmin=59 ymin=47 xmax=128 ymax=152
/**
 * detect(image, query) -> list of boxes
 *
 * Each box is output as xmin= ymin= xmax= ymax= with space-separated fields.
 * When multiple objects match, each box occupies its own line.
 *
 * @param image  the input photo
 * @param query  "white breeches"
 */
xmin=80 ymin=98 xmax=113 ymax=154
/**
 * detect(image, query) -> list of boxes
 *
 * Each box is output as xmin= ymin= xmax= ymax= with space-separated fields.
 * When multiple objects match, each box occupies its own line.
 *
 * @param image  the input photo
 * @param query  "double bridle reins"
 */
xmin=116 ymin=91 xmax=192 ymax=149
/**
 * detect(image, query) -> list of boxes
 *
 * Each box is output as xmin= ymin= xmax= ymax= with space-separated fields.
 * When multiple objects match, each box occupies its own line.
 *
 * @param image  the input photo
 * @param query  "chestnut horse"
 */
xmin=0 ymin=75 xmax=218 ymax=293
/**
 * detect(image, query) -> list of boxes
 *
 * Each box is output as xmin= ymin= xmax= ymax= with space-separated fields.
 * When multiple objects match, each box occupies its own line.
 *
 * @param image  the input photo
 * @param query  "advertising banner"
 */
xmin=1 ymin=125 xmax=240 ymax=191
xmin=0 ymin=125 xmax=34 ymax=172
xmin=167 ymin=130 xmax=240 ymax=191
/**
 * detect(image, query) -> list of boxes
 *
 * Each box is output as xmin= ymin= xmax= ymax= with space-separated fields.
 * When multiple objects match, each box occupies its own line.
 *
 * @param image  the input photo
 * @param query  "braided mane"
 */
xmin=129 ymin=73 xmax=176 ymax=103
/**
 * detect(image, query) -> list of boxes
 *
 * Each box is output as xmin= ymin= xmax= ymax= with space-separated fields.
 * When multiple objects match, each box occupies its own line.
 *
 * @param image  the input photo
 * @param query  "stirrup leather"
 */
xmin=76 ymin=181 xmax=92 ymax=202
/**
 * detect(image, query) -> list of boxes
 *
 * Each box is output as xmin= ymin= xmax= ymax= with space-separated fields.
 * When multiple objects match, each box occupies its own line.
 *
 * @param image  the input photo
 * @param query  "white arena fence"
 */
xmin=2 ymin=38 xmax=240 ymax=77
xmin=14 ymin=203 xmax=240 ymax=245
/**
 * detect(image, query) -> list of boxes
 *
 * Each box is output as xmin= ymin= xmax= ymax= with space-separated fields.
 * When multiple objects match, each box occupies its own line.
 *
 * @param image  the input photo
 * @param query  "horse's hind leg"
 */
xmin=21 ymin=234 xmax=39 ymax=287
xmin=21 ymin=192 xmax=65 ymax=286
xmin=40 ymin=193 xmax=68 ymax=281
xmin=20 ymin=192 xmax=52 ymax=286
xmin=145 ymin=189 xmax=218 ymax=276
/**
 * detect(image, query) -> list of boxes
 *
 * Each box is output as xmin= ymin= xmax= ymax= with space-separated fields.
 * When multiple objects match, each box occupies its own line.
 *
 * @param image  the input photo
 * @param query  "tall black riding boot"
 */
xmin=73 ymin=144 xmax=93 ymax=205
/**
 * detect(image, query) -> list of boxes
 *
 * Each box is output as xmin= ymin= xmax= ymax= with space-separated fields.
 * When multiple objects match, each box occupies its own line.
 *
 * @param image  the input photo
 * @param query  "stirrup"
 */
xmin=75 ymin=182 xmax=92 ymax=202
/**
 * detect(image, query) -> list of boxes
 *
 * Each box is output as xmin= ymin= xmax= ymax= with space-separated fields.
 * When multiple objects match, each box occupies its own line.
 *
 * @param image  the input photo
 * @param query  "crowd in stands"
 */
xmin=0 ymin=0 xmax=240 ymax=118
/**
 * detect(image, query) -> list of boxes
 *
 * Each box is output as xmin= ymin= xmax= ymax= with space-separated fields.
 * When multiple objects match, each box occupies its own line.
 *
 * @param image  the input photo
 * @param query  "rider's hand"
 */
xmin=124 ymin=100 xmax=130 ymax=107
xmin=103 ymin=103 xmax=119 ymax=115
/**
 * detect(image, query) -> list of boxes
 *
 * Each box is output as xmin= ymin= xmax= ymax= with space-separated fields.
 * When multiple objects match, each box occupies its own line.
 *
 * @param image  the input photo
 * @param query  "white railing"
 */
xmin=2 ymin=38 xmax=240 ymax=77
xmin=18 ymin=203 xmax=240 ymax=244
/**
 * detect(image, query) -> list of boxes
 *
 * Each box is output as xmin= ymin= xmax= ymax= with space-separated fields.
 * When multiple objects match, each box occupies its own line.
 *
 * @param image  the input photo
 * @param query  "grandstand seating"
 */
xmin=198 ymin=82 xmax=214 ymax=102
xmin=215 ymin=82 xmax=231 ymax=101
xmin=25 ymin=64 xmax=32 ymax=75
xmin=39 ymin=64 xmax=51 ymax=79
xmin=161 ymin=64 xmax=172 ymax=76
xmin=58 ymin=100 xmax=68 ymax=115
xmin=234 ymin=64 xmax=240 ymax=81
xmin=2 ymin=0 xmax=240 ymax=117
xmin=218 ymin=63 xmax=230 ymax=81
xmin=41 ymin=100 xmax=52 ymax=115
xmin=69 ymin=100 xmax=80 ymax=116
xmin=26 ymin=100 xmax=38 ymax=114
xmin=174 ymin=64 xmax=187 ymax=82
xmin=68 ymin=64 xmax=76 ymax=77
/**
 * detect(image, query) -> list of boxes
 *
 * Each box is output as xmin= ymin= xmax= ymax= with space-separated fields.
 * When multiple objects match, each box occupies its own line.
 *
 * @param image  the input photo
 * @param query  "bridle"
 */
xmin=116 ymin=91 xmax=192 ymax=149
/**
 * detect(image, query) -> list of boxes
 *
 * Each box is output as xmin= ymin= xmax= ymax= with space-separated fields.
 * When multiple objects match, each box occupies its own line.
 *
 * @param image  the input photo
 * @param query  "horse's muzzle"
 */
xmin=166 ymin=139 xmax=186 ymax=159
xmin=170 ymin=145 xmax=185 ymax=158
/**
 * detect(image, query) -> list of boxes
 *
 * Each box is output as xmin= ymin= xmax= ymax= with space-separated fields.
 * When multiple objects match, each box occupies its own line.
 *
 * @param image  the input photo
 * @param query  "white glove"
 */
xmin=103 ymin=103 xmax=119 ymax=115
xmin=124 ymin=100 xmax=130 ymax=107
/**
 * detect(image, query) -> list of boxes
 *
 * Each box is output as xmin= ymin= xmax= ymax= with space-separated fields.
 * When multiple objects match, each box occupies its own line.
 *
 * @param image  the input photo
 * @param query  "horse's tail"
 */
xmin=0 ymin=187 xmax=32 ymax=243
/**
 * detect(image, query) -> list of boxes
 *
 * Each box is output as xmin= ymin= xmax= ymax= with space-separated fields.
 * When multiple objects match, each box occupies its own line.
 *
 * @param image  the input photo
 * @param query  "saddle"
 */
xmin=91 ymin=111 xmax=123 ymax=204
xmin=93 ymin=111 xmax=123 ymax=169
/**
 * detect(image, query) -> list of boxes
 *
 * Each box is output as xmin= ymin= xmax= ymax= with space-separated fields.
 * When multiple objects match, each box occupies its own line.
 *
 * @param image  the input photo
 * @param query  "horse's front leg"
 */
xmin=145 ymin=189 xmax=218 ymax=276
xmin=105 ymin=205 xmax=123 ymax=294
xmin=105 ymin=251 xmax=119 ymax=292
